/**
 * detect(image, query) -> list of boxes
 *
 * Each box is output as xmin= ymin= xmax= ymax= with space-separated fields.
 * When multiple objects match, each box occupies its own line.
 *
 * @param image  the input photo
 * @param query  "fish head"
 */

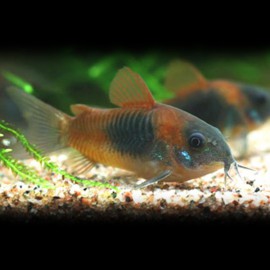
xmin=169 ymin=109 xmax=235 ymax=181
xmin=241 ymin=84 xmax=270 ymax=126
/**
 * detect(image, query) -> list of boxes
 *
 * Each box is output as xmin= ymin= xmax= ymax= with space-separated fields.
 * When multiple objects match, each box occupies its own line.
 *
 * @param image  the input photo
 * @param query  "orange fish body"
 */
xmin=6 ymin=67 xmax=236 ymax=188
xmin=164 ymin=60 xmax=270 ymax=156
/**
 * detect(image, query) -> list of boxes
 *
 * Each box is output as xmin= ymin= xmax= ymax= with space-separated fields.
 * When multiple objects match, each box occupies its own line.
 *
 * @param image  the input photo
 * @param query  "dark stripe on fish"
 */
xmin=241 ymin=84 xmax=270 ymax=123
xmin=170 ymin=90 xmax=243 ymax=132
xmin=106 ymin=111 xmax=154 ymax=157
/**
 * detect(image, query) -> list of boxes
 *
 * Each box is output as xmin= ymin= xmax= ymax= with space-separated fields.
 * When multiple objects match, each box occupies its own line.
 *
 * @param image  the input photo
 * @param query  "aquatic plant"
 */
xmin=0 ymin=121 xmax=118 ymax=191
xmin=0 ymin=146 xmax=55 ymax=189
xmin=3 ymin=71 xmax=34 ymax=94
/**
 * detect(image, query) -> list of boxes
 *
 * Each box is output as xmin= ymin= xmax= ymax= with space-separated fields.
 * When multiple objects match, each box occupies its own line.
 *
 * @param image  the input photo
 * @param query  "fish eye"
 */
xmin=188 ymin=133 xmax=205 ymax=148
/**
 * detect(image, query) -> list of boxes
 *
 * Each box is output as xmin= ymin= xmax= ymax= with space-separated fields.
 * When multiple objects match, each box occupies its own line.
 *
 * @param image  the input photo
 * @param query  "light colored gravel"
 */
xmin=0 ymin=148 xmax=269 ymax=220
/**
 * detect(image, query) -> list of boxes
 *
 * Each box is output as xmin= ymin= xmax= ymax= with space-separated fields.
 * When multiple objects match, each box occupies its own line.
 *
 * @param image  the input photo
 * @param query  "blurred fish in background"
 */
xmin=164 ymin=60 xmax=270 ymax=157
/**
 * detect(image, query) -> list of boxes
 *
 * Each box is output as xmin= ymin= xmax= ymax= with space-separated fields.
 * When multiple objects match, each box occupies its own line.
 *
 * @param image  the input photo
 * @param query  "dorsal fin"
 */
xmin=165 ymin=60 xmax=207 ymax=93
xmin=109 ymin=67 xmax=155 ymax=109
xmin=70 ymin=104 xmax=94 ymax=116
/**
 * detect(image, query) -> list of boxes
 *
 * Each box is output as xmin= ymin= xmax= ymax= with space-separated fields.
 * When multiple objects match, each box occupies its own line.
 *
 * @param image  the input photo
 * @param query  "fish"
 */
xmin=164 ymin=60 xmax=270 ymax=156
xmin=5 ymin=67 xmax=238 ymax=188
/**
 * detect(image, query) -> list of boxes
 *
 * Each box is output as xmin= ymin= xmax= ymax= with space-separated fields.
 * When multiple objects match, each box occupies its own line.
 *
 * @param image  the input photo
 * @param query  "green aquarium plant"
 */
xmin=0 ymin=121 xmax=118 ymax=191
xmin=2 ymin=71 xmax=34 ymax=94
xmin=0 ymin=146 xmax=54 ymax=189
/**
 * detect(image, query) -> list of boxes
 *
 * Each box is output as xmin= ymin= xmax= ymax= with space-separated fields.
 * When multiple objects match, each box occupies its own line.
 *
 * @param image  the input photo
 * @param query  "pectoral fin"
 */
xmin=134 ymin=170 xmax=172 ymax=189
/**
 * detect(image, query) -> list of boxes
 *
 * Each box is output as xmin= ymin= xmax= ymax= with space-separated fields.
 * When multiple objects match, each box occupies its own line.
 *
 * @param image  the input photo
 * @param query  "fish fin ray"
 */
xmin=134 ymin=170 xmax=172 ymax=189
xmin=109 ymin=67 xmax=155 ymax=109
xmin=165 ymin=60 xmax=207 ymax=93
xmin=64 ymin=149 xmax=95 ymax=175
xmin=5 ymin=87 xmax=71 ymax=158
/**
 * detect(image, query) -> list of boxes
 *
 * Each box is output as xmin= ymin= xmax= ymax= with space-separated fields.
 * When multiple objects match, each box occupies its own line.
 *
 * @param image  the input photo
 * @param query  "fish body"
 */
xmin=165 ymin=60 xmax=270 ymax=156
xmin=6 ymin=67 xmax=235 ymax=187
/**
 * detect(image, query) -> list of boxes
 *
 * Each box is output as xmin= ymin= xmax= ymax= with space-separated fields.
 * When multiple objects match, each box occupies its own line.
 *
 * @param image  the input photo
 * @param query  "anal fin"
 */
xmin=63 ymin=149 xmax=95 ymax=175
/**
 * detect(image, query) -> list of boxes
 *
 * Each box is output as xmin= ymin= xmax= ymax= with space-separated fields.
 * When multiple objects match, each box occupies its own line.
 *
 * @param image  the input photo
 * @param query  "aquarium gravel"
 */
xmin=0 ymin=136 xmax=270 ymax=223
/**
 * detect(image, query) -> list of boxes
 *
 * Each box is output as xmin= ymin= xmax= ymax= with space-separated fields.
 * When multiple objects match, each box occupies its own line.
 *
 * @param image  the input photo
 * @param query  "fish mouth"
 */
xmin=223 ymin=158 xmax=254 ymax=184
xmin=224 ymin=159 xmax=239 ymax=184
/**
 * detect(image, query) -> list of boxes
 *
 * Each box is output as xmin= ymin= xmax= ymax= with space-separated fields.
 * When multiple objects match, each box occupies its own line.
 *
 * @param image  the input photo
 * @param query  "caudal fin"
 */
xmin=4 ymin=87 xmax=71 ymax=158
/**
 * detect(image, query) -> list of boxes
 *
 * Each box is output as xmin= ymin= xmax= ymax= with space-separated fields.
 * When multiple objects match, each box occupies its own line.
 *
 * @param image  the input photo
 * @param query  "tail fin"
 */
xmin=4 ymin=87 xmax=71 ymax=158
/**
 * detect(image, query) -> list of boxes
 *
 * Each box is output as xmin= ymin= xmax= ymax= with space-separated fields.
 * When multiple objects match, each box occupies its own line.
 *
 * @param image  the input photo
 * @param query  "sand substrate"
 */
xmin=0 ymin=152 xmax=269 ymax=224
